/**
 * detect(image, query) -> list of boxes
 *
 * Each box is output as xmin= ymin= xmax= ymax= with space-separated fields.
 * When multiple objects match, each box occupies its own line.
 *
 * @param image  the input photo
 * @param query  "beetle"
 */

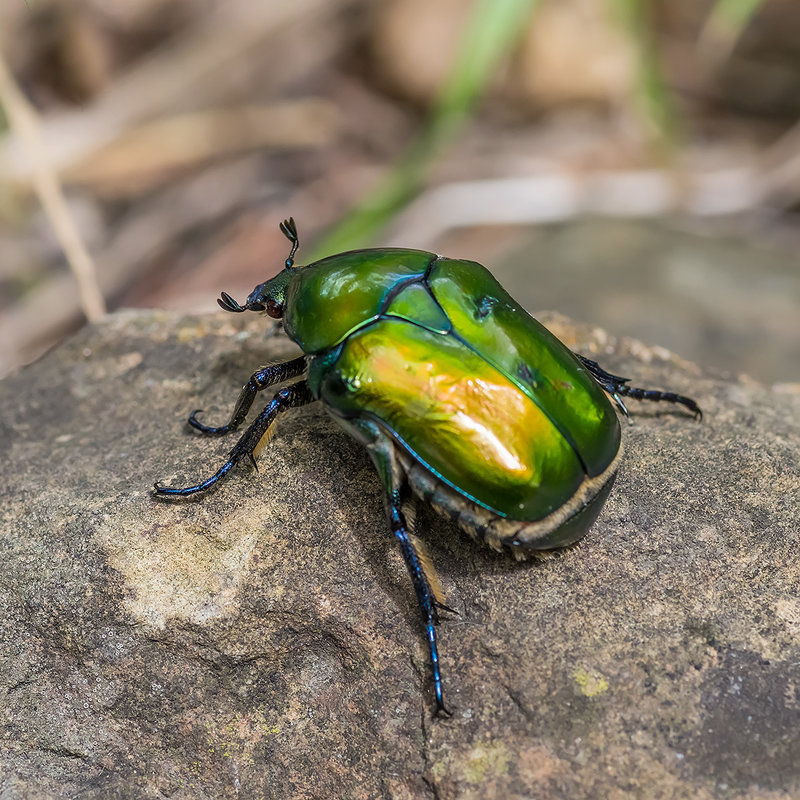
xmin=154 ymin=217 xmax=701 ymax=714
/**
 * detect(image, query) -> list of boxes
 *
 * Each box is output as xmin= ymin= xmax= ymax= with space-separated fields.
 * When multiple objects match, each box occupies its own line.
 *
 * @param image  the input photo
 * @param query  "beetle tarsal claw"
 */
xmin=434 ymin=703 xmax=454 ymax=719
xmin=612 ymin=392 xmax=629 ymax=417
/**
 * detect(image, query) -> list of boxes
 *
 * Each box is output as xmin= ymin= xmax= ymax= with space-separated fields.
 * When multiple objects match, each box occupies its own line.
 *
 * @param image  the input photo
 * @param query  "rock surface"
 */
xmin=1 ymin=308 xmax=798 ymax=799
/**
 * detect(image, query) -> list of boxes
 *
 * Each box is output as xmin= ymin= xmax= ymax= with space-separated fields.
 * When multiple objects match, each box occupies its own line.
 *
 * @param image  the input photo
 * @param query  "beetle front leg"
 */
xmin=575 ymin=354 xmax=702 ymax=420
xmin=154 ymin=379 xmax=315 ymax=496
xmin=189 ymin=355 xmax=307 ymax=435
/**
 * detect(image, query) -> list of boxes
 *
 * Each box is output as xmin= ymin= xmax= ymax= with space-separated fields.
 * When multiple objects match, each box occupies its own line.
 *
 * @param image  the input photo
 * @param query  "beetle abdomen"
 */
xmin=397 ymin=445 xmax=620 ymax=554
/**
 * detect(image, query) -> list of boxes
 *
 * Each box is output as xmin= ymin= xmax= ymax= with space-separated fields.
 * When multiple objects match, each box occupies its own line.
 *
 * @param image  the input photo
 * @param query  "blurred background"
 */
xmin=0 ymin=0 xmax=798 ymax=383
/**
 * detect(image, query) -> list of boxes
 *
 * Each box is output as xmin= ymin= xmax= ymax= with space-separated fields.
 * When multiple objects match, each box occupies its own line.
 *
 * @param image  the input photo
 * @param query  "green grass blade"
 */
xmin=700 ymin=0 xmax=765 ymax=61
xmin=612 ymin=0 xmax=680 ymax=151
xmin=312 ymin=0 xmax=540 ymax=258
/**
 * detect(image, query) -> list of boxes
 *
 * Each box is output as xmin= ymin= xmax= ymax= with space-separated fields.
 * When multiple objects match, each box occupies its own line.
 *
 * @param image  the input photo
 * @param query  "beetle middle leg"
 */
xmin=189 ymin=355 xmax=307 ymax=435
xmin=349 ymin=418 xmax=451 ymax=715
xmin=575 ymin=354 xmax=702 ymax=420
xmin=154 ymin=379 xmax=314 ymax=496
xmin=392 ymin=506 xmax=451 ymax=715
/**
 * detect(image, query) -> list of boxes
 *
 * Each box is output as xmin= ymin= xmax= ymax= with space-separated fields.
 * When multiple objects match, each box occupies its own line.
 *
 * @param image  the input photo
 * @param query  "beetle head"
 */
xmin=217 ymin=217 xmax=300 ymax=319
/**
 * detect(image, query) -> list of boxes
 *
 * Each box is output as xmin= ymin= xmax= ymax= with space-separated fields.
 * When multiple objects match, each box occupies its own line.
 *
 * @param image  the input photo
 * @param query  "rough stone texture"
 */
xmin=1 ymin=308 xmax=798 ymax=799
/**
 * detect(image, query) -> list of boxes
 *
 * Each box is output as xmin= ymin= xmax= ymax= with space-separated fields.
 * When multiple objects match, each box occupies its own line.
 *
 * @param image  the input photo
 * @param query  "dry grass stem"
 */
xmin=64 ymin=100 xmax=340 ymax=193
xmin=0 ymin=0 xmax=340 ymax=186
xmin=0 ymin=46 xmax=106 ymax=322
xmin=385 ymin=168 xmax=766 ymax=247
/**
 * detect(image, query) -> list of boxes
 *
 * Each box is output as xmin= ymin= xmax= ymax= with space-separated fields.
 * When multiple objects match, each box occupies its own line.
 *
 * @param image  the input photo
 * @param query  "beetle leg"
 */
xmin=611 ymin=392 xmax=630 ymax=418
xmin=154 ymin=379 xmax=314 ymax=496
xmin=359 ymin=426 xmax=451 ymax=716
xmin=615 ymin=384 xmax=702 ymax=420
xmin=391 ymin=504 xmax=451 ymax=716
xmin=189 ymin=356 xmax=307 ymax=435
xmin=575 ymin=354 xmax=702 ymax=420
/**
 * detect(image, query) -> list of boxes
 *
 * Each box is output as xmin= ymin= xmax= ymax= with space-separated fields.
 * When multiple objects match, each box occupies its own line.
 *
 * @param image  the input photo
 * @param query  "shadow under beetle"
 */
xmin=154 ymin=218 xmax=701 ymax=715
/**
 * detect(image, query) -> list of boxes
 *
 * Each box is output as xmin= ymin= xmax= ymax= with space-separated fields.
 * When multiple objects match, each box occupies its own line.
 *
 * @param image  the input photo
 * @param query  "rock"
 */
xmin=1 ymin=308 xmax=798 ymax=799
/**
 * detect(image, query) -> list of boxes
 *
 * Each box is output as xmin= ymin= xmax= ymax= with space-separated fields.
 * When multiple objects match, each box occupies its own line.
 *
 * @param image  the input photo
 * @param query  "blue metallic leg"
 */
xmin=389 ymin=500 xmax=450 ymax=715
xmin=189 ymin=355 xmax=307 ymax=435
xmin=348 ymin=417 xmax=451 ymax=715
xmin=575 ymin=353 xmax=702 ymax=420
xmin=154 ymin=379 xmax=314 ymax=496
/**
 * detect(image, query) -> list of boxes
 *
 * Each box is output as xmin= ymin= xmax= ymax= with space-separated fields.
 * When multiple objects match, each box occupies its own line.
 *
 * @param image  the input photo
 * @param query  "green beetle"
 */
xmin=155 ymin=218 xmax=701 ymax=714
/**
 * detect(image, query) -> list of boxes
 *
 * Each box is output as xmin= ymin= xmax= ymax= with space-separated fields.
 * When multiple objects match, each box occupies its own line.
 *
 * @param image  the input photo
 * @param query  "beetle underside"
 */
xmin=396 ymin=443 xmax=623 ymax=559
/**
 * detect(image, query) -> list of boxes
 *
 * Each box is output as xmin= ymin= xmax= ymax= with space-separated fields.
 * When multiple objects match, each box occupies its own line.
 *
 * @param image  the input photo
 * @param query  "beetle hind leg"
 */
xmin=575 ymin=354 xmax=702 ymax=420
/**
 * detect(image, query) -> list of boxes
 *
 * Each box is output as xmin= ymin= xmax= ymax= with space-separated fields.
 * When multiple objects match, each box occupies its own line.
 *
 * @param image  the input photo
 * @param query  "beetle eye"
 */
xmin=266 ymin=299 xmax=283 ymax=319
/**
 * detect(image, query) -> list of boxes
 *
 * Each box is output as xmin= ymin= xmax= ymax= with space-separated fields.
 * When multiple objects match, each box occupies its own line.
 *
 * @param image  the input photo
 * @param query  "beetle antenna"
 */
xmin=279 ymin=217 xmax=300 ymax=269
xmin=218 ymin=291 xmax=246 ymax=313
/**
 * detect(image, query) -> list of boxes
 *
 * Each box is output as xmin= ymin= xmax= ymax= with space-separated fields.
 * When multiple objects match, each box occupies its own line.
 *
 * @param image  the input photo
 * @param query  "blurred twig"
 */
xmin=759 ymin=121 xmax=800 ymax=206
xmin=64 ymin=100 xmax=340 ymax=194
xmin=385 ymin=167 xmax=766 ymax=247
xmin=0 ymin=157 xmax=265 ymax=376
xmin=0 ymin=0 xmax=347 ymax=377
xmin=312 ymin=0 xmax=541 ymax=257
xmin=0 ymin=0 xmax=340 ymax=185
xmin=0 ymin=45 xmax=106 ymax=321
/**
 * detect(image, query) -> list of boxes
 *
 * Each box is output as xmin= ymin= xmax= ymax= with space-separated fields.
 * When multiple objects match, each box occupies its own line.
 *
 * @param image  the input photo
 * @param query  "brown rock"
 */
xmin=1 ymin=308 xmax=798 ymax=798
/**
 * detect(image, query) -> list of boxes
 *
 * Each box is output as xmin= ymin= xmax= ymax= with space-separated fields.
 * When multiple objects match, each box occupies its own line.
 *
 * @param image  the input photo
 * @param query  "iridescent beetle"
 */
xmin=155 ymin=218 xmax=701 ymax=713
